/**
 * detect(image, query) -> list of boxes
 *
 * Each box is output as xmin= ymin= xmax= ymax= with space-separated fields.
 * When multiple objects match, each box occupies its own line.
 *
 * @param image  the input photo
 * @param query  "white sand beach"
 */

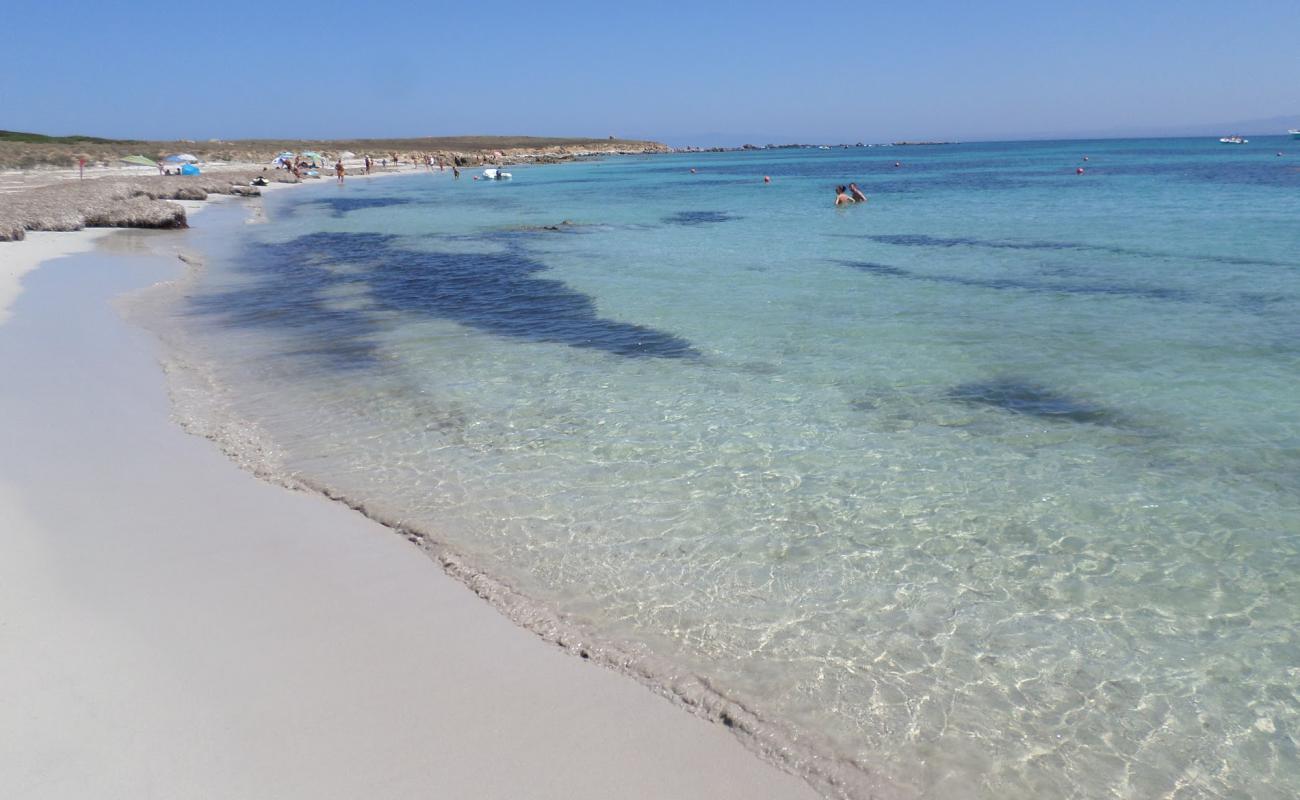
xmin=0 ymin=228 xmax=114 ymax=324
xmin=0 ymin=221 xmax=820 ymax=798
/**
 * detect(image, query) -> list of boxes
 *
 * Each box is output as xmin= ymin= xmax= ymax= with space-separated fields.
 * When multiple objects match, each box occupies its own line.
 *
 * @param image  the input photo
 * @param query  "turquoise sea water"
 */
xmin=148 ymin=138 xmax=1299 ymax=798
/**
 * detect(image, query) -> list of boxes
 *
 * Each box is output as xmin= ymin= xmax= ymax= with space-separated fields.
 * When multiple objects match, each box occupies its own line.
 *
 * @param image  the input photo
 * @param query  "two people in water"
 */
xmin=835 ymin=183 xmax=868 ymax=206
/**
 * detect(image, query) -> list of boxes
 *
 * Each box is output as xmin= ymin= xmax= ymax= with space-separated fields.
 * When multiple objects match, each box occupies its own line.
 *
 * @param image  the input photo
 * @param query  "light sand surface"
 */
xmin=0 ymin=228 xmax=114 ymax=324
xmin=0 ymin=236 xmax=821 ymax=798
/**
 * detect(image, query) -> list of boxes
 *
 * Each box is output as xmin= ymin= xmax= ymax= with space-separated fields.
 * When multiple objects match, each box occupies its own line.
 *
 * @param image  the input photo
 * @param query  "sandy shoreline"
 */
xmin=0 ymin=229 xmax=115 ymax=323
xmin=0 ymin=190 xmax=821 ymax=797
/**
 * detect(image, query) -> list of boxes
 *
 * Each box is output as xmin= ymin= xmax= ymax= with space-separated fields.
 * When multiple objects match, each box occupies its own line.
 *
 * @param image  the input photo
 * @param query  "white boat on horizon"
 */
xmin=1218 ymin=135 xmax=1248 ymax=144
xmin=1289 ymin=129 xmax=1300 ymax=140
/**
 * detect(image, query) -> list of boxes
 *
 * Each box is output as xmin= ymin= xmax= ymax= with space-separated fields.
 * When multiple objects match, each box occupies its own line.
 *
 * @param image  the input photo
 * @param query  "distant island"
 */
xmin=673 ymin=141 xmax=957 ymax=153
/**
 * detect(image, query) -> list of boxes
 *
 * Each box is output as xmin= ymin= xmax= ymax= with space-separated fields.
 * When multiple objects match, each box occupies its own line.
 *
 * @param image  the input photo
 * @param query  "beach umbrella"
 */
xmin=119 ymin=155 xmax=157 ymax=167
xmin=164 ymin=153 xmax=199 ymax=163
xmin=301 ymin=150 xmax=322 ymax=159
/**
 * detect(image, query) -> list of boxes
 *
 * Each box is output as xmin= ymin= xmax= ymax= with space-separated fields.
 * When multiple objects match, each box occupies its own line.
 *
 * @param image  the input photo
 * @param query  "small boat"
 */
xmin=482 ymin=168 xmax=512 ymax=180
xmin=1218 ymin=135 xmax=1248 ymax=144
xmin=1289 ymin=129 xmax=1300 ymax=140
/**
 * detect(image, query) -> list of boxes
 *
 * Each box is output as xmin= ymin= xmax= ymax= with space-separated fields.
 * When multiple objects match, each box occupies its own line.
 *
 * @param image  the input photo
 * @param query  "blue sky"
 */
xmin=4 ymin=0 xmax=1297 ymax=144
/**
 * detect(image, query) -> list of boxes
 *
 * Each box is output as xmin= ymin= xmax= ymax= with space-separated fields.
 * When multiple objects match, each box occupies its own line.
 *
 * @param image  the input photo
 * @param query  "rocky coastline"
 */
xmin=0 ymin=171 xmax=290 ymax=242
xmin=0 ymin=139 xmax=670 ymax=242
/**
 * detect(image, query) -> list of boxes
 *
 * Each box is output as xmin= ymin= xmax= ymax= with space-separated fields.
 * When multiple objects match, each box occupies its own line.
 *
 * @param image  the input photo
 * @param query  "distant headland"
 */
xmin=0 ymin=131 xmax=669 ymax=170
xmin=673 ymin=141 xmax=957 ymax=153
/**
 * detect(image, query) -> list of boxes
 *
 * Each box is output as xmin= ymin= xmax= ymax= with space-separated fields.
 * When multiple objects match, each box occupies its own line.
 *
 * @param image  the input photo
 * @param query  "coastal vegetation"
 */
xmin=0 ymin=131 xmax=667 ymax=169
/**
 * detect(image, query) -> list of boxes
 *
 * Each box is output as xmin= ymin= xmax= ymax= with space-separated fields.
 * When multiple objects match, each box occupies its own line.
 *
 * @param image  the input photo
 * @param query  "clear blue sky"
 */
xmin=4 ymin=0 xmax=1297 ymax=145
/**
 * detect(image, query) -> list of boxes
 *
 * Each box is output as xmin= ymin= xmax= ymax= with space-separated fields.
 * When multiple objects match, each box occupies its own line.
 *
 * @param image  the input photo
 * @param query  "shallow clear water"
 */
xmin=153 ymin=139 xmax=1299 ymax=798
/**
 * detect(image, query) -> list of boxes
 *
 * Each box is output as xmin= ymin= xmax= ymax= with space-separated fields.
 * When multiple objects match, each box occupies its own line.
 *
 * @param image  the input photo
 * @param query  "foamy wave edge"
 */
xmin=121 ymin=232 xmax=910 ymax=800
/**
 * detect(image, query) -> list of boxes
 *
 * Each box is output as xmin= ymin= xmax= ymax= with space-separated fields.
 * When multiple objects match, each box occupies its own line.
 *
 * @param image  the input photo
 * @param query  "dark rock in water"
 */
xmin=844 ymin=261 xmax=909 ymax=277
xmin=510 ymin=220 xmax=583 ymax=233
xmin=863 ymin=232 xmax=1295 ymax=269
xmin=838 ymin=260 xmax=1193 ymax=304
xmin=193 ymin=231 xmax=698 ymax=366
xmin=663 ymin=211 xmax=738 ymax=226
xmin=305 ymin=196 xmax=413 ymax=217
xmin=948 ymin=378 xmax=1114 ymax=424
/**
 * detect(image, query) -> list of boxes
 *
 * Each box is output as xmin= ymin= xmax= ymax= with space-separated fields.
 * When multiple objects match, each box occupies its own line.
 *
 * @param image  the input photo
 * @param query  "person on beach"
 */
xmin=335 ymin=159 xmax=345 ymax=184
xmin=835 ymin=185 xmax=856 ymax=206
xmin=848 ymin=183 xmax=868 ymax=202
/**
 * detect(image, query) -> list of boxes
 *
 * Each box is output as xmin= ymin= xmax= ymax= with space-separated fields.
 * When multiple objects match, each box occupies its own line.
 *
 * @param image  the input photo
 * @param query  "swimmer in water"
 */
xmin=848 ymin=182 xmax=867 ymax=202
xmin=835 ymin=185 xmax=856 ymax=206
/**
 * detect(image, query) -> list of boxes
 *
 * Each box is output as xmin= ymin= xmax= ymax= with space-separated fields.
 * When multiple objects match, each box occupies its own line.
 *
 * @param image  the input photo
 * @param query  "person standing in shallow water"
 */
xmin=849 ymin=183 xmax=868 ymax=202
xmin=835 ymin=185 xmax=856 ymax=206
